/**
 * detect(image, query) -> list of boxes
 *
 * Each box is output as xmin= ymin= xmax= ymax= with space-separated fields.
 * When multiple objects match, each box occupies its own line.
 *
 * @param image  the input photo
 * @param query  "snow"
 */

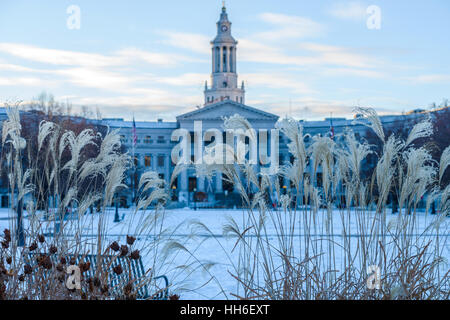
xmin=0 ymin=207 xmax=448 ymax=300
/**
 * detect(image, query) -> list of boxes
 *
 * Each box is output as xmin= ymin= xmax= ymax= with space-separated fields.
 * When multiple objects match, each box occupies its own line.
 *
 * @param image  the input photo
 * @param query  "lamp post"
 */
xmin=114 ymin=194 xmax=120 ymax=222
xmin=16 ymin=198 xmax=25 ymax=247
xmin=172 ymin=185 xmax=177 ymax=202
xmin=193 ymin=188 xmax=197 ymax=211
xmin=224 ymin=189 xmax=228 ymax=209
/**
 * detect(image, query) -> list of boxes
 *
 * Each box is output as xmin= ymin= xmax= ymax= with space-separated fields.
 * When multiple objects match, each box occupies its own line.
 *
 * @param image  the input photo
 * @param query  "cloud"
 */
xmin=0 ymin=43 xmax=196 ymax=68
xmin=68 ymin=92 xmax=203 ymax=121
xmin=0 ymin=43 xmax=124 ymax=67
xmin=239 ymin=39 xmax=377 ymax=69
xmin=242 ymin=73 xmax=316 ymax=95
xmin=407 ymin=74 xmax=450 ymax=84
xmin=0 ymin=76 xmax=56 ymax=87
xmin=159 ymin=31 xmax=211 ymax=54
xmin=319 ymin=67 xmax=385 ymax=78
xmin=328 ymin=2 xmax=368 ymax=21
xmin=117 ymin=47 xmax=205 ymax=66
xmin=256 ymin=13 xmax=325 ymax=40
xmin=55 ymin=67 xmax=136 ymax=91
xmin=252 ymin=97 xmax=398 ymax=121
xmin=153 ymin=73 xmax=207 ymax=87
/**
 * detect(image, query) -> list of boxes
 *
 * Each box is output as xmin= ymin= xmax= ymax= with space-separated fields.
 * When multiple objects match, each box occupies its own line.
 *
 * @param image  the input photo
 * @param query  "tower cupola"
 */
xmin=204 ymin=4 xmax=245 ymax=106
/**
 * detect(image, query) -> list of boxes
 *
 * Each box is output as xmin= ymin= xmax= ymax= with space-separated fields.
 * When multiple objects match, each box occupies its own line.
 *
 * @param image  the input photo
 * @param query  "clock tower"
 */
xmin=204 ymin=4 xmax=245 ymax=106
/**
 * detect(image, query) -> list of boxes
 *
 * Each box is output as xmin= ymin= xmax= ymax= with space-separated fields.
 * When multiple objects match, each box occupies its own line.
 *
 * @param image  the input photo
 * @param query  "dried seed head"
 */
xmin=124 ymin=283 xmax=133 ymax=296
xmin=126 ymin=235 xmax=136 ymax=246
xmin=3 ymin=229 xmax=11 ymax=242
xmin=169 ymin=294 xmax=180 ymax=300
xmin=39 ymin=255 xmax=52 ymax=270
xmin=60 ymin=257 xmax=67 ymax=265
xmin=56 ymin=263 xmax=64 ymax=272
xmin=93 ymin=277 xmax=101 ymax=287
xmin=69 ymin=257 xmax=76 ymax=265
xmin=119 ymin=245 xmax=129 ymax=257
xmin=101 ymin=285 xmax=109 ymax=295
xmin=0 ymin=264 xmax=6 ymax=274
xmin=113 ymin=265 xmax=123 ymax=275
xmin=6 ymin=256 xmax=12 ymax=265
xmin=110 ymin=241 xmax=120 ymax=252
xmin=79 ymin=261 xmax=91 ymax=273
xmin=38 ymin=234 xmax=45 ymax=243
xmin=49 ymin=245 xmax=58 ymax=254
xmin=130 ymin=250 xmax=140 ymax=260
xmin=29 ymin=242 xmax=38 ymax=252
xmin=24 ymin=264 xmax=32 ymax=275
xmin=18 ymin=274 xmax=25 ymax=282
xmin=88 ymin=280 xmax=94 ymax=293
xmin=1 ymin=241 xmax=9 ymax=249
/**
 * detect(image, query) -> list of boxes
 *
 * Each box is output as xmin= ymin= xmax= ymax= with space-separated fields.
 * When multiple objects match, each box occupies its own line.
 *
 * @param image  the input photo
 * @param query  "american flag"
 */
xmin=132 ymin=116 xmax=137 ymax=146
xmin=329 ymin=116 xmax=335 ymax=140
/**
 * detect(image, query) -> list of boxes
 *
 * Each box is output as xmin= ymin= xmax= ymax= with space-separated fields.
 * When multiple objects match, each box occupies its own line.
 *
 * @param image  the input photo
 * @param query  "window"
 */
xmin=144 ymin=136 xmax=152 ymax=144
xmin=157 ymin=136 xmax=165 ymax=144
xmin=157 ymin=155 xmax=165 ymax=167
xmin=144 ymin=155 xmax=152 ymax=167
xmin=316 ymin=173 xmax=323 ymax=188
xmin=188 ymin=177 xmax=197 ymax=192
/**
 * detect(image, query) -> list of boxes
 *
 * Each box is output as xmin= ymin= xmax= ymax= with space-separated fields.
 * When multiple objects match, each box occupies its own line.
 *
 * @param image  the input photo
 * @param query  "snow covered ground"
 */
xmin=0 ymin=207 xmax=448 ymax=300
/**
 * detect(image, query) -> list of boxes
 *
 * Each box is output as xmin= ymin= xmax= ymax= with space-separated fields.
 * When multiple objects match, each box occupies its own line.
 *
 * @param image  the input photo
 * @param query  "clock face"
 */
xmin=221 ymin=25 xmax=228 ymax=32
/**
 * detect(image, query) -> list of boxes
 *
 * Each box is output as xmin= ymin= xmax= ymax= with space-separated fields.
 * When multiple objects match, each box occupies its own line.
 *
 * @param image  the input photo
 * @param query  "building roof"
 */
xmin=177 ymin=100 xmax=279 ymax=121
xmin=102 ymin=119 xmax=178 ymax=129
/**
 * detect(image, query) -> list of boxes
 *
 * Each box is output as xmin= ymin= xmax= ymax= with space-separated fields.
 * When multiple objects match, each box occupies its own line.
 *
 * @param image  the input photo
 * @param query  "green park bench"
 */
xmin=27 ymin=253 xmax=169 ymax=300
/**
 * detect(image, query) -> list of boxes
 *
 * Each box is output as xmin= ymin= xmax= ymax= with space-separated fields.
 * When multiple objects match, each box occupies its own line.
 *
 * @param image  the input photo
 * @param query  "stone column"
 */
xmin=232 ymin=46 xmax=237 ymax=73
xmin=151 ymin=154 xmax=155 ymax=171
xmin=164 ymin=154 xmax=170 ymax=185
xmin=215 ymin=171 xmax=223 ymax=193
xmin=198 ymin=176 xmax=205 ymax=192
xmin=180 ymin=168 xmax=188 ymax=192
xmin=178 ymin=166 xmax=189 ymax=204
xmin=212 ymin=47 xmax=215 ymax=73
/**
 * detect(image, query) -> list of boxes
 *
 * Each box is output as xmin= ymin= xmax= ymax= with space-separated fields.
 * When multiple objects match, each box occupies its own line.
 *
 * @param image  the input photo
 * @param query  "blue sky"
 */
xmin=0 ymin=0 xmax=449 ymax=121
